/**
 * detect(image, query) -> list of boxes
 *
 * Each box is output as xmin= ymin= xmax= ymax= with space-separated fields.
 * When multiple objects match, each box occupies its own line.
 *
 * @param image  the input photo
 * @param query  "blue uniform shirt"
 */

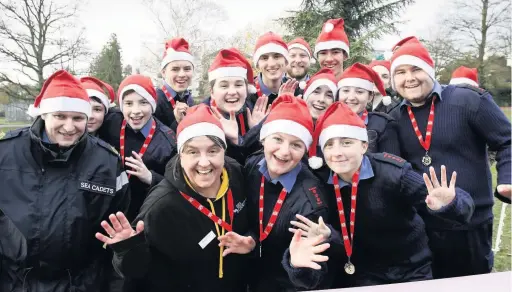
xmin=258 ymin=158 xmax=302 ymax=192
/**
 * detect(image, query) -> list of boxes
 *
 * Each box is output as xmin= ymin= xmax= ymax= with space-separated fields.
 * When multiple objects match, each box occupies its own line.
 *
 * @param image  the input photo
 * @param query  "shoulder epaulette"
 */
xmin=0 ymin=127 xmax=26 ymax=141
xmin=369 ymin=111 xmax=395 ymax=122
xmin=373 ymin=152 xmax=406 ymax=168
xmin=451 ymin=84 xmax=486 ymax=95
xmin=95 ymin=137 xmax=121 ymax=158
xmin=300 ymin=172 xmax=327 ymax=210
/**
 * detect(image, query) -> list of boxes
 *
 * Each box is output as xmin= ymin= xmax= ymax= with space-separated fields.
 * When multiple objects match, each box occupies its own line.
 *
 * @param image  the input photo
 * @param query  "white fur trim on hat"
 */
xmin=208 ymin=66 xmax=248 ymax=82
xmin=27 ymin=104 xmax=39 ymax=117
xmin=314 ymin=41 xmax=350 ymax=58
xmin=177 ymin=122 xmax=226 ymax=152
xmin=382 ymin=95 xmax=392 ymax=106
xmin=449 ymin=77 xmax=478 ymax=87
xmin=253 ymin=43 xmax=290 ymax=67
xmin=324 ymin=23 xmax=334 ymax=33
xmin=337 ymin=78 xmax=374 ymax=92
xmin=86 ymin=89 xmax=110 ymax=112
xmin=371 ymin=65 xmax=390 ymax=75
xmin=33 ymin=97 xmax=92 ymax=118
xmin=319 ymin=124 xmax=368 ymax=150
xmin=390 ymin=55 xmax=435 ymax=90
xmin=288 ymin=43 xmax=312 ymax=58
xmin=160 ymin=49 xmax=195 ymax=70
xmin=303 ymin=79 xmax=337 ymax=101
xmin=308 ymin=156 xmax=323 ymax=169
xmin=119 ymin=84 xmax=157 ymax=113
xmin=260 ymin=119 xmax=312 ymax=148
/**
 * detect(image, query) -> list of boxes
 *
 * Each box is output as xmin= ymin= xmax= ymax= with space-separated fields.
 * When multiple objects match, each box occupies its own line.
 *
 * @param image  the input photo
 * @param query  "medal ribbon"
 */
xmin=237 ymin=113 xmax=247 ymax=136
xmin=180 ymin=190 xmax=235 ymax=232
xmin=332 ymin=169 xmax=360 ymax=259
xmin=161 ymin=85 xmax=176 ymax=108
xmin=259 ymin=175 xmax=288 ymax=242
xmin=120 ymin=119 xmax=156 ymax=178
xmin=360 ymin=110 xmax=368 ymax=124
xmin=407 ymin=96 xmax=436 ymax=152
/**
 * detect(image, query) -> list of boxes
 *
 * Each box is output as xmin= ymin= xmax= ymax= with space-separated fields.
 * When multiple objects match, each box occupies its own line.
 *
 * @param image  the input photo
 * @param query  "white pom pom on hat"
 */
xmin=382 ymin=95 xmax=392 ymax=106
xmin=299 ymin=81 xmax=307 ymax=90
xmin=308 ymin=156 xmax=324 ymax=169
xmin=324 ymin=23 xmax=334 ymax=33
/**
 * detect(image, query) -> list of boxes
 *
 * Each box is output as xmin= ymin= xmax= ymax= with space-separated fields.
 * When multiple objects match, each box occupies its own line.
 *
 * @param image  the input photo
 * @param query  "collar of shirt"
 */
xmin=258 ymin=73 xmax=282 ymax=96
xmin=327 ymin=155 xmax=374 ymax=187
xmin=400 ymin=80 xmax=443 ymax=108
xmin=358 ymin=111 xmax=369 ymax=125
xmin=184 ymin=168 xmax=229 ymax=201
xmin=42 ymin=130 xmax=51 ymax=143
xmin=164 ymin=82 xmax=191 ymax=101
xmin=132 ymin=117 xmax=154 ymax=138
xmin=258 ymin=158 xmax=302 ymax=192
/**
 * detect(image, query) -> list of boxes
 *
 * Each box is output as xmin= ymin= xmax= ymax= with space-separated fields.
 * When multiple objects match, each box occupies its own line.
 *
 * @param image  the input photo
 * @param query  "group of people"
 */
xmin=0 ymin=17 xmax=510 ymax=292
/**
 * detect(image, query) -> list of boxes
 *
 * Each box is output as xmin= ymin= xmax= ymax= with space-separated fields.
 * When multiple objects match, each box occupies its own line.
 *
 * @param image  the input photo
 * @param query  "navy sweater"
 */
xmin=390 ymin=84 xmax=511 ymax=228
xmin=153 ymin=87 xmax=195 ymax=132
xmin=283 ymin=153 xmax=475 ymax=289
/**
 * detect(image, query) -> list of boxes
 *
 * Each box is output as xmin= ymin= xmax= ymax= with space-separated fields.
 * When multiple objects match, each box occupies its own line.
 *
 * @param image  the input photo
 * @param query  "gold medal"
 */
xmin=344 ymin=262 xmax=355 ymax=275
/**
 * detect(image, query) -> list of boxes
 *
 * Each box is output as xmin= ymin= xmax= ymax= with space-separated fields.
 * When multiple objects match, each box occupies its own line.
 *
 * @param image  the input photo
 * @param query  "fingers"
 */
xmin=307 ymin=262 xmax=322 ymax=270
xmin=295 ymin=214 xmax=315 ymax=227
xmin=246 ymin=107 xmax=252 ymax=119
xmin=109 ymin=214 xmax=123 ymax=233
xmin=290 ymin=220 xmax=310 ymax=232
xmin=293 ymin=229 xmax=302 ymax=242
xmin=135 ymin=221 xmax=145 ymax=234
xmin=101 ymin=220 xmax=116 ymax=237
xmin=429 ymin=166 xmax=440 ymax=188
xmin=222 ymin=247 xmax=233 ymax=257
xmin=117 ymin=212 xmax=131 ymax=231
xmin=265 ymin=104 xmax=271 ymax=115
xmin=125 ymin=162 xmax=139 ymax=171
xmin=440 ymin=165 xmax=448 ymax=188
xmin=131 ymin=151 xmax=144 ymax=162
xmin=318 ymin=216 xmax=326 ymax=228
xmin=310 ymin=234 xmax=326 ymax=246
xmin=288 ymin=228 xmax=308 ymax=238
xmin=95 ymin=232 xmax=111 ymax=244
xmin=312 ymin=243 xmax=330 ymax=254
xmin=211 ymin=106 xmax=223 ymax=120
xmin=423 ymin=173 xmax=434 ymax=193
xmin=449 ymin=171 xmax=457 ymax=189
xmin=310 ymin=254 xmax=329 ymax=263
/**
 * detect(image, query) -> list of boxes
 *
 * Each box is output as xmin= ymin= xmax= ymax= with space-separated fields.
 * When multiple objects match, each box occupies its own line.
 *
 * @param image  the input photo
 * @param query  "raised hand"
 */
xmin=423 ymin=165 xmax=457 ymax=210
xmin=279 ymin=79 xmax=299 ymax=96
xmin=247 ymin=94 xmax=270 ymax=128
xmin=218 ymin=232 xmax=256 ymax=257
xmin=289 ymin=230 xmax=330 ymax=270
xmin=95 ymin=212 xmax=144 ymax=245
xmin=173 ymin=101 xmax=188 ymax=123
xmin=125 ymin=151 xmax=152 ymax=185
xmin=289 ymin=215 xmax=331 ymax=240
xmin=211 ymin=107 xmax=239 ymax=145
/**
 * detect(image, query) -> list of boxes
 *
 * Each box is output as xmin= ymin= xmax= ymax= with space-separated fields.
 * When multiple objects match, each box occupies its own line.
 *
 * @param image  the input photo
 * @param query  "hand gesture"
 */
xmin=497 ymin=185 xmax=512 ymax=200
xmin=289 ymin=230 xmax=330 ymax=270
xmin=279 ymin=79 xmax=299 ymax=96
xmin=218 ymin=232 xmax=256 ymax=257
xmin=212 ymin=107 xmax=239 ymax=145
xmin=173 ymin=101 xmax=188 ymax=123
xmin=423 ymin=165 xmax=457 ymax=210
xmin=125 ymin=151 xmax=152 ymax=185
xmin=247 ymin=95 xmax=270 ymax=128
xmin=95 ymin=212 xmax=144 ymax=245
xmin=289 ymin=215 xmax=331 ymax=240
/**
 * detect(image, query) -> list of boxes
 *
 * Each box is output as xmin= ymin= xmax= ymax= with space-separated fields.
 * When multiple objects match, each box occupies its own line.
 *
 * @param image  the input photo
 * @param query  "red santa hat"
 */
xmin=288 ymin=37 xmax=316 ymax=65
xmin=450 ymin=66 xmax=479 ymax=87
xmin=390 ymin=36 xmax=435 ymax=89
xmin=117 ymin=75 xmax=157 ymax=113
xmin=176 ymin=103 xmax=226 ymax=152
xmin=27 ymin=70 xmax=91 ymax=118
xmin=337 ymin=63 xmax=391 ymax=106
xmin=80 ymin=77 xmax=115 ymax=112
xmin=308 ymin=102 xmax=368 ymax=169
xmin=161 ymin=38 xmax=195 ymax=70
xmin=368 ymin=60 xmax=391 ymax=74
xmin=314 ymin=18 xmax=350 ymax=59
xmin=260 ymin=94 xmax=313 ymax=148
xmin=208 ymin=48 xmax=257 ymax=94
xmin=300 ymin=68 xmax=337 ymax=101
xmin=253 ymin=32 xmax=290 ymax=67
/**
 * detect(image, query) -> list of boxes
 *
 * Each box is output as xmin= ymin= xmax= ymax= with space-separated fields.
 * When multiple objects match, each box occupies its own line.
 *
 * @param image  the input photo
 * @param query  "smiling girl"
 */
xmin=80 ymin=77 xmax=115 ymax=136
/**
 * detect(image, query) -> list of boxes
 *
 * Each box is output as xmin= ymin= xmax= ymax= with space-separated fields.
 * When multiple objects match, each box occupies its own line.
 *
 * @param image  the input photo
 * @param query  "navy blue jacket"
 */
xmin=0 ymin=118 xmax=130 ymax=291
xmin=366 ymin=112 xmax=401 ymax=155
xmin=283 ymin=153 xmax=474 ymax=289
xmin=244 ymin=153 xmax=329 ymax=292
xmin=153 ymin=87 xmax=195 ymax=131
xmin=390 ymin=84 xmax=511 ymax=227
xmin=99 ymin=109 xmax=177 ymax=221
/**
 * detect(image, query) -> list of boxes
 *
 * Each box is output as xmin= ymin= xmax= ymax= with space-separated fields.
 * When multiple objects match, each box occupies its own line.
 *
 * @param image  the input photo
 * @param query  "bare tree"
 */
xmin=446 ymin=0 xmax=511 ymax=84
xmin=422 ymin=26 xmax=465 ymax=78
xmin=0 ymin=0 xmax=88 ymax=101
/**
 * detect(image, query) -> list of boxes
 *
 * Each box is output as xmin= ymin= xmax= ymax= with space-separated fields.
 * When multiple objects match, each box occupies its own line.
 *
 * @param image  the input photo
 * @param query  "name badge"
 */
xmin=198 ymin=231 xmax=216 ymax=249
xmin=79 ymin=181 xmax=115 ymax=196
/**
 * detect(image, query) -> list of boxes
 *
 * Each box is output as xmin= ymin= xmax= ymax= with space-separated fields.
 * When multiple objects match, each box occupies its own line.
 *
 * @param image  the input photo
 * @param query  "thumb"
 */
xmin=246 ymin=107 xmax=252 ymax=119
xmin=293 ymin=229 xmax=302 ymax=242
xmin=136 ymin=221 xmax=144 ymax=234
xmin=319 ymin=216 xmax=326 ymax=228
xmin=497 ymin=184 xmax=511 ymax=194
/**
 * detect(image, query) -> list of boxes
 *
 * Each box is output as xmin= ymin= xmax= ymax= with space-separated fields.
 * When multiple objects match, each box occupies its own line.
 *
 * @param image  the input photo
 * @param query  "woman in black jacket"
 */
xmin=97 ymin=104 xmax=251 ymax=292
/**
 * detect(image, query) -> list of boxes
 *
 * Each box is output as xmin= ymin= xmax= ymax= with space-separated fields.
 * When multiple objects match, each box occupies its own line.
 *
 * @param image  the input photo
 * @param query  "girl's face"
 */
xmin=338 ymin=86 xmax=372 ymax=114
xmin=306 ymin=85 xmax=334 ymax=120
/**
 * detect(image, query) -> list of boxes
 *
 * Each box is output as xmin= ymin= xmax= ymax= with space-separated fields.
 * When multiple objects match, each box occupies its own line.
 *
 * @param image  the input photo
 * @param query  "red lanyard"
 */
xmin=259 ymin=175 xmax=288 ymax=243
xmin=254 ymin=79 xmax=263 ymax=97
xmin=407 ymin=96 xmax=436 ymax=165
xmin=120 ymin=119 xmax=156 ymax=178
xmin=161 ymin=85 xmax=176 ymax=108
xmin=360 ymin=110 xmax=368 ymax=123
xmin=332 ymin=169 xmax=360 ymax=261
xmin=238 ymin=113 xmax=246 ymax=136
xmin=180 ymin=190 xmax=235 ymax=232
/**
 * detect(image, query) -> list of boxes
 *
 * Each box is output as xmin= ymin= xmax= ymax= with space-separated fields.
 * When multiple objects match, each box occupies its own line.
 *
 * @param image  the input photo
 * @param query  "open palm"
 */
xmin=212 ymin=107 xmax=239 ymax=145
xmin=423 ymin=165 xmax=457 ymax=210
xmin=95 ymin=212 xmax=144 ymax=245
xmin=289 ymin=230 xmax=330 ymax=270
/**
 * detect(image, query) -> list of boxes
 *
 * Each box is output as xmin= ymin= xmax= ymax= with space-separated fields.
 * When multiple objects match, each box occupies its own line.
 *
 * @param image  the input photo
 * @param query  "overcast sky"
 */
xmin=79 ymin=0 xmax=447 ymax=69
